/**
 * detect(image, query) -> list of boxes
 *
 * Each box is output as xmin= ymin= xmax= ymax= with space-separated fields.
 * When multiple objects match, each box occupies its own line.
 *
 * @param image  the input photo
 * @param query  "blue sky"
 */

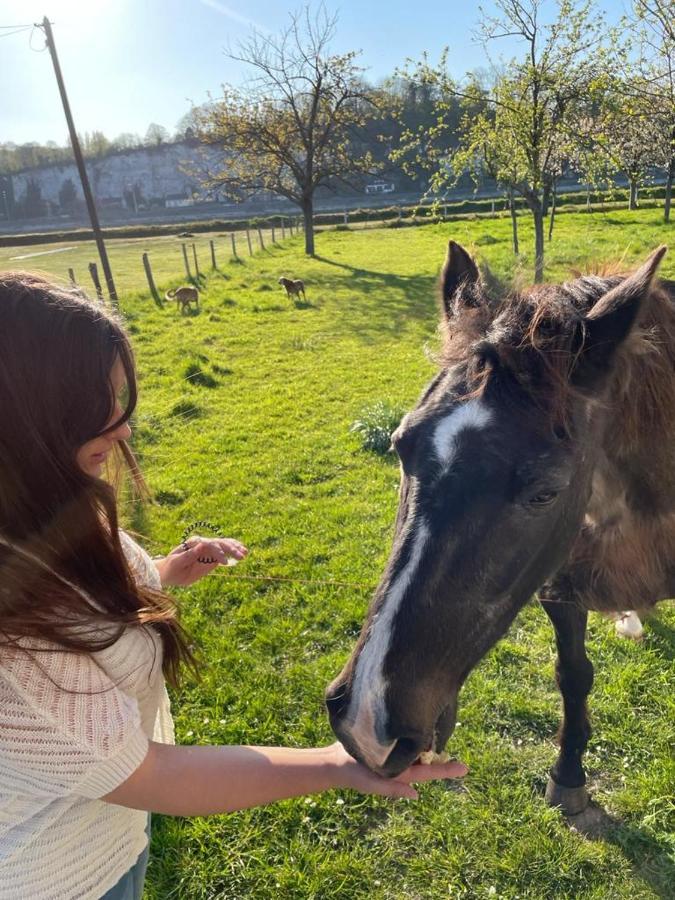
xmin=0 ymin=0 xmax=630 ymax=145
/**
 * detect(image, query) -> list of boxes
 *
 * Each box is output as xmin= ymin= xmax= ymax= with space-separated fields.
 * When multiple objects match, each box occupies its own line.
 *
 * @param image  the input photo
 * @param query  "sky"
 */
xmin=0 ymin=0 xmax=631 ymax=146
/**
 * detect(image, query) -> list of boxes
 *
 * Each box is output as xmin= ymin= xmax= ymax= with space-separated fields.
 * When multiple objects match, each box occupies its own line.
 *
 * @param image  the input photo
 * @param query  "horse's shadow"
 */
xmin=645 ymin=617 xmax=675 ymax=661
xmin=563 ymin=801 xmax=674 ymax=899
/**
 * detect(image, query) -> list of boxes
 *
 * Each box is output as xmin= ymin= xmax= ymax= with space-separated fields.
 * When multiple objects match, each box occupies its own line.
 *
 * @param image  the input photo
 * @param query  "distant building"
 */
xmin=365 ymin=180 xmax=395 ymax=195
xmin=8 ymin=141 xmax=227 ymax=215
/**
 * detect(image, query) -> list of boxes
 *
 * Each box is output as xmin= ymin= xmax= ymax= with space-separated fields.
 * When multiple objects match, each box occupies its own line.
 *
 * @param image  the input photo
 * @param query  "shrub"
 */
xmin=350 ymin=401 xmax=405 ymax=454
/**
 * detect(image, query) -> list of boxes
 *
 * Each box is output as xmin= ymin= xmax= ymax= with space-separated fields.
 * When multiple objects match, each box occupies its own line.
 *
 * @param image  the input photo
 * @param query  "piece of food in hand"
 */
xmin=417 ymin=750 xmax=451 ymax=765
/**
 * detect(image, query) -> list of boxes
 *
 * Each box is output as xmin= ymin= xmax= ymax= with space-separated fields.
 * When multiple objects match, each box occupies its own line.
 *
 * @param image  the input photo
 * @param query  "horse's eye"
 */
xmin=530 ymin=490 xmax=558 ymax=507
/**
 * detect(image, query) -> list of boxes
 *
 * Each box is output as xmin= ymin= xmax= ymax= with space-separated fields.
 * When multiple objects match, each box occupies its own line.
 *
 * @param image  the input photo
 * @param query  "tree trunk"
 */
xmin=542 ymin=183 xmax=551 ymax=218
xmin=509 ymin=188 xmax=519 ymax=255
xmin=629 ymin=179 xmax=638 ymax=210
xmin=533 ymin=206 xmax=545 ymax=284
xmin=664 ymin=154 xmax=674 ymax=224
xmin=302 ymin=195 xmax=315 ymax=256
xmin=548 ymin=183 xmax=557 ymax=243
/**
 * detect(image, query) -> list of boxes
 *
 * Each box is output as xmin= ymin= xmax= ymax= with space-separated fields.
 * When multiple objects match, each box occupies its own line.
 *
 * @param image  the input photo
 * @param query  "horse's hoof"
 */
xmin=545 ymin=777 xmax=590 ymax=816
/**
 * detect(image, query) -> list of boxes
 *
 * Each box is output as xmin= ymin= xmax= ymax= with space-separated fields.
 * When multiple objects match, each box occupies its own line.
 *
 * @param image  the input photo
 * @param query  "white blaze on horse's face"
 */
xmin=432 ymin=399 xmax=493 ymax=468
xmin=346 ymin=522 xmax=430 ymax=769
xmin=341 ymin=399 xmax=493 ymax=769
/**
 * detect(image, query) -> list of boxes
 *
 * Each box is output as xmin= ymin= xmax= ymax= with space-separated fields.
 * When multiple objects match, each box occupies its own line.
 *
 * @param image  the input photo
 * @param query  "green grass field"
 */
xmin=17 ymin=209 xmax=675 ymax=898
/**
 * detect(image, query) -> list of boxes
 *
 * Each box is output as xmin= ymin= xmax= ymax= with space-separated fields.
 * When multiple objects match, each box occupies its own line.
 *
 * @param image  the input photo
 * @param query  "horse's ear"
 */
xmin=440 ymin=241 xmax=481 ymax=321
xmin=572 ymin=246 xmax=667 ymax=389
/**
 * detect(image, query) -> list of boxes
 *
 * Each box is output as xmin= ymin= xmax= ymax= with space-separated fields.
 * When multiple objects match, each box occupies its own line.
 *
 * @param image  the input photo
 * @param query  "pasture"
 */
xmin=19 ymin=210 xmax=675 ymax=898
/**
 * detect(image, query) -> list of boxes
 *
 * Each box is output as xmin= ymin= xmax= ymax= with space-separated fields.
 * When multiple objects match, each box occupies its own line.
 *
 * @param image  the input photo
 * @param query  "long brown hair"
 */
xmin=0 ymin=272 xmax=194 ymax=686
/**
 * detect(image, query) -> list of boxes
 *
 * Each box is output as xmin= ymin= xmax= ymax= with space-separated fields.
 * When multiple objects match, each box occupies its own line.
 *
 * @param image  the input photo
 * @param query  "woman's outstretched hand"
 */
xmin=155 ymin=537 xmax=248 ymax=586
xmin=327 ymin=742 xmax=468 ymax=800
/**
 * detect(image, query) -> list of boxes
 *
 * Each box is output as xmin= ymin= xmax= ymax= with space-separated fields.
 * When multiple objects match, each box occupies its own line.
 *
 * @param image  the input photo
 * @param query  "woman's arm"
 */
xmin=103 ymin=741 xmax=467 ymax=814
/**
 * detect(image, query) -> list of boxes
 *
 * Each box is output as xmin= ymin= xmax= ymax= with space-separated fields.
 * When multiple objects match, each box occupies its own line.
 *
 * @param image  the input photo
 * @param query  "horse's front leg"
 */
xmin=539 ymin=585 xmax=594 ymax=816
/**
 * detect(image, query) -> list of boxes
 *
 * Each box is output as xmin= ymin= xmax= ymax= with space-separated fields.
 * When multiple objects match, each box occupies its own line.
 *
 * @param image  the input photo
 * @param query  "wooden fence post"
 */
xmin=210 ymin=239 xmax=217 ymax=268
xmin=67 ymin=267 xmax=77 ymax=286
xmin=281 ymin=218 xmax=286 ymax=239
xmin=192 ymin=243 xmax=200 ymax=279
xmin=344 ymin=209 xmax=349 ymax=225
xmin=257 ymin=225 xmax=265 ymax=250
xmin=230 ymin=232 xmax=238 ymax=259
xmin=181 ymin=243 xmax=191 ymax=279
xmin=142 ymin=252 xmax=161 ymax=306
xmin=271 ymin=224 xmax=276 ymax=243
xmin=88 ymin=262 xmax=103 ymax=300
xmin=246 ymin=226 xmax=253 ymax=256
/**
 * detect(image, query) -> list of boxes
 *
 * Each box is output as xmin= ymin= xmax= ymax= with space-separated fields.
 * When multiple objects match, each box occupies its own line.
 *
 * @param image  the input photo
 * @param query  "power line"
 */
xmin=0 ymin=25 xmax=32 ymax=38
xmin=28 ymin=25 xmax=48 ymax=52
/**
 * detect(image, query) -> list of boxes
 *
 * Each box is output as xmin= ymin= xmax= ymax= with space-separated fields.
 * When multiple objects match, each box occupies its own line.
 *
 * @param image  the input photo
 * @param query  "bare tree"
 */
xmin=194 ymin=6 xmax=383 ymax=255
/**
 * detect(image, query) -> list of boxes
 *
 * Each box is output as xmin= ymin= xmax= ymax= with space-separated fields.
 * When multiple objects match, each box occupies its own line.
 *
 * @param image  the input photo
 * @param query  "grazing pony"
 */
xmin=327 ymin=241 xmax=672 ymax=816
xmin=278 ymin=276 xmax=307 ymax=301
xmin=165 ymin=286 xmax=199 ymax=313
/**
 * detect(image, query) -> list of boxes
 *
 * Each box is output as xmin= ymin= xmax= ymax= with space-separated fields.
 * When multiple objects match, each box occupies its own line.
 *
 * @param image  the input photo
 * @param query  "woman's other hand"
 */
xmin=155 ymin=537 xmax=248 ymax=586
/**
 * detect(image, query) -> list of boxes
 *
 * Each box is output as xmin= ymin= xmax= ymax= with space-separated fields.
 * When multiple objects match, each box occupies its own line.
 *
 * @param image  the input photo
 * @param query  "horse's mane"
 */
xmin=439 ymin=264 xmax=675 ymax=436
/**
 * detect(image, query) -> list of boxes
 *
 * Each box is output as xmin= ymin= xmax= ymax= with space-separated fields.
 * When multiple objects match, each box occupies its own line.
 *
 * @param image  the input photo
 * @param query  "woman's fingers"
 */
xmin=179 ymin=537 xmax=248 ymax=563
xmin=216 ymin=538 xmax=248 ymax=558
xmin=395 ymin=761 xmax=468 ymax=784
xmin=373 ymin=779 xmax=419 ymax=800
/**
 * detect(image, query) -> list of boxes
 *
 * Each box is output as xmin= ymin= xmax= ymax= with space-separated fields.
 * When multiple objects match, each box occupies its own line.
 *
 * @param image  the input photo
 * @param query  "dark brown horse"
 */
xmin=326 ymin=241 xmax=672 ymax=816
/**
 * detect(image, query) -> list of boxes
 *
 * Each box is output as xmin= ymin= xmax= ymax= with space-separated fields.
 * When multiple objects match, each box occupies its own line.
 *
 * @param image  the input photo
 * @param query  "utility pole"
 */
xmin=38 ymin=17 xmax=118 ymax=305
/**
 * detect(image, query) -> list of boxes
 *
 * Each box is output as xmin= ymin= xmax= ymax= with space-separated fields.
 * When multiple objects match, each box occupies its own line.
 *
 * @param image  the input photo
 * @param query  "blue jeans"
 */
xmin=100 ymin=816 xmax=151 ymax=900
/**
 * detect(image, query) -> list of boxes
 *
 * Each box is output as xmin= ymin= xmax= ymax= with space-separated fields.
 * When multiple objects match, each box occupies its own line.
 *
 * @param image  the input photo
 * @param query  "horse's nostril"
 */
xmin=393 ymin=736 xmax=420 ymax=758
xmin=325 ymin=683 xmax=350 ymax=720
xmin=382 ymin=733 xmax=428 ymax=775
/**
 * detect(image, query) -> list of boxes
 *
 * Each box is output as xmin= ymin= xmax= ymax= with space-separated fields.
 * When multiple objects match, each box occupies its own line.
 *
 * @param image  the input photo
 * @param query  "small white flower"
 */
xmin=186 ymin=730 xmax=194 ymax=738
xmin=302 ymin=815 xmax=311 ymax=823
xmin=304 ymin=797 xmax=313 ymax=804
xmin=488 ymin=887 xmax=497 ymax=897
xmin=219 ymin=719 xmax=226 ymax=724
xmin=203 ymin=717 xmax=210 ymax=724
xmin=336 ymin=797 xmax=345 ymax=806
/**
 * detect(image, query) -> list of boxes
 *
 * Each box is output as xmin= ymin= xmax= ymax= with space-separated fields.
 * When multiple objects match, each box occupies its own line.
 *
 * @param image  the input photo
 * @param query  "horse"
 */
xmin=165 ymin=286 xmax=199 ymax=313
xmin=278 ymin=276 xmax=307 ymax=301
xmin=326 ymin=240 xmax=672 ymax=817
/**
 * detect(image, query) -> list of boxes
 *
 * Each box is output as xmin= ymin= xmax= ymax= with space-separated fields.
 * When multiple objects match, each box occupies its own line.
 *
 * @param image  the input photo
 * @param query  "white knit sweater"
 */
xmin=0 ymin=532 xmax=174 ymax=900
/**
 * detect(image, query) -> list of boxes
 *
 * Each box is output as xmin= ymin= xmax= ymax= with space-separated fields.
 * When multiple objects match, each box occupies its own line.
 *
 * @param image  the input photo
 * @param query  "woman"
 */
xmin=0 ymin=273 xmax=466 ymax=900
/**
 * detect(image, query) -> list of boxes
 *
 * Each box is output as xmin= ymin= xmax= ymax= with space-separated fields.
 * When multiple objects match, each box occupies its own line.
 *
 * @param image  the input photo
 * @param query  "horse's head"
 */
xmin=326 ymin=240 xmax=667 ymax=776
